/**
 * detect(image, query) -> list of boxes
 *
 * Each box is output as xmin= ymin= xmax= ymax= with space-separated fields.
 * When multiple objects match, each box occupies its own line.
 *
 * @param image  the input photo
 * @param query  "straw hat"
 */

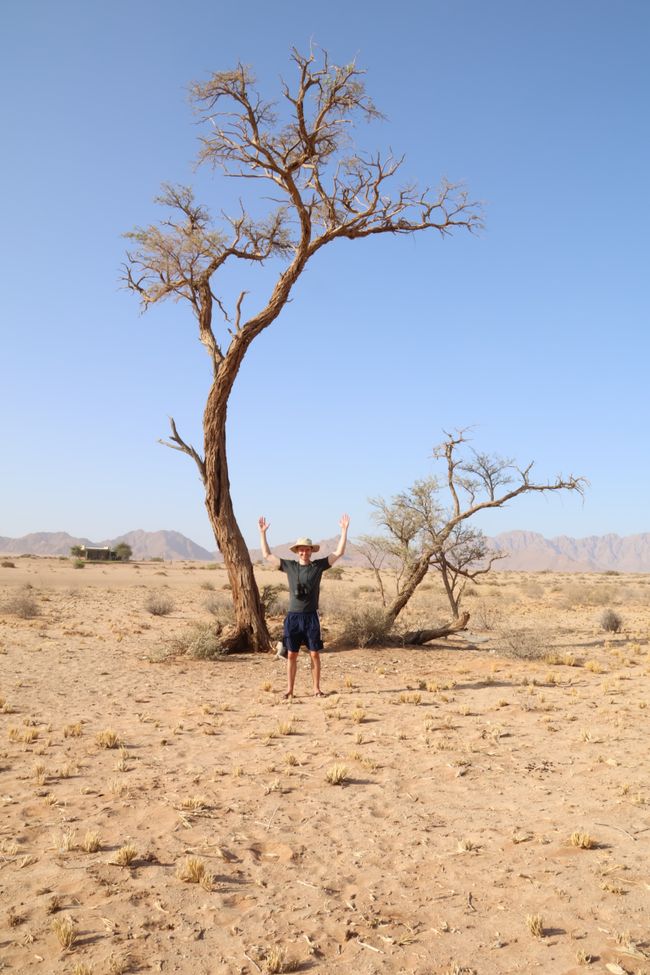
xmin=290 ymin=536 xmax=320 ymax=553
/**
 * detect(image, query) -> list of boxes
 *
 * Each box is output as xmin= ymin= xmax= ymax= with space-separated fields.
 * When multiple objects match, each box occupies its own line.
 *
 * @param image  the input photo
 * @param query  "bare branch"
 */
xmin=158 ymin=417 xmax=206 ymax=484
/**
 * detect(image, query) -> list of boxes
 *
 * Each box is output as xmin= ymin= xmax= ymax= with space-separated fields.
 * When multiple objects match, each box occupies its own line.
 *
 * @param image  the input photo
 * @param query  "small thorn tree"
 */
xmin=361 ymin=430 xmax=586 ymax=643
xmin=123 ymin=48 xmax=482 ymax=652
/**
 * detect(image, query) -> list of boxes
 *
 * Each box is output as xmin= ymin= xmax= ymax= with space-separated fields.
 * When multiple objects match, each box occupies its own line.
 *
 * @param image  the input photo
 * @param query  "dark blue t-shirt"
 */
xmin=280 ymin=557 xmax=330 ymax=613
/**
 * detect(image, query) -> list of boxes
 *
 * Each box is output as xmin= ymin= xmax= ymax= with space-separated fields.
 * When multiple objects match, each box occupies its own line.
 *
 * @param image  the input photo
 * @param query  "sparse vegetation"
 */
xmin=144 ymin=592 xmax=174 ymax=616
xmin=340 ymin=605 xmax=395 ymax=648
xmin=601 ymin=608 xmax=623 ymax=633
xmin=526 ymin=913 xmax=545 ymax=938
xmin=51 ymin=913 xmax=76 ymax=949
xmin=112 ymin=843 xmax=137 ymax=866
xmin=498 ymin=627 xmax=548 ymax=660
xmin=96 ymin=729 xmax=120 ymax=749
xmin=4 ymin=587 xmax=40 ymax=618
xmin=171 ymin=621 xmax=227 ymax=659
xmin=325 ymin=763 xmax=348 ymax=785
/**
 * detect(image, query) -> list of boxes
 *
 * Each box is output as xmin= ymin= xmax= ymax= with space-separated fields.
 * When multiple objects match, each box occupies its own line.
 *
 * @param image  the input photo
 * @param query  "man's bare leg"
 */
xmin=310 ymin=651 xmax=322 ymax=696
xmin=286 ymin=652 xmax=299 ymax=697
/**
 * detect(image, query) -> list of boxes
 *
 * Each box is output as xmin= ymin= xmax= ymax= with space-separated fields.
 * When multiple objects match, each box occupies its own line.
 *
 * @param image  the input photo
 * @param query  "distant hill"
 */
xmin=1 ymin=529 xmax=649 ymax=571
xmin=490 ymin=531 xmax=650 ymax=572
xmin=0 ymin=530 xmax=216 ymax=562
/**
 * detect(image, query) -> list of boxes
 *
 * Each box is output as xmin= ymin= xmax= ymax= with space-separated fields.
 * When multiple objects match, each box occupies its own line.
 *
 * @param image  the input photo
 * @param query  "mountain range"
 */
xmin=1 ymin=529 xmax=650 ymax=572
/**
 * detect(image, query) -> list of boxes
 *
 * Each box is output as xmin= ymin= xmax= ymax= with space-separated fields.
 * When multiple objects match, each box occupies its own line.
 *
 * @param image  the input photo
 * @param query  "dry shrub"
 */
xmin=171 ymin=622 xmax=226 ymax=659
xmin=260 ymin=584 xmax=286 ymax=615
xmin=112 ymin=844 xmax=137 ymax=866
xmin=325 ymin=763 xmax=348 ymax=785
xmin=339 ymin=606 xmax=394 ymax=648
xmin=203 ymin=595 xmax=235 ymax=624
xmin=263 ymin=947 xmax=299 ymax=973
xmin=497 ymin=627 xmax=548 ymax=660
xmin=526 ymin=913 xmax=544 ymax=938
xmin=144 ymin=592 xmax=174 ymax=616
xmin=176 ymin=856 xmax=213 ymax=889
xmin=1 ymin=560 xmax=16 ymax=568
xmin=473 ymin=600 xmax=503 ymax=631
xmin=4 ymin=588 xmax=40 ymax=618
xmin=51 ymin=914 xmax=76 ymax=949
xmin=600 ymin=608 xmax=623 ymax=633
xmin=96 ymin=729 xmax=120 ymax=749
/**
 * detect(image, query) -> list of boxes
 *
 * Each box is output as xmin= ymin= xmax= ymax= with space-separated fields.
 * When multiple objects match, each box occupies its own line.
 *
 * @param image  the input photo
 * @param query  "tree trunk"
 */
xmin=402 ymin=611 xmax=470 ymax=645
xmin=203 ymin=354 xmax=271 ymax=653
xmin=383 ymin=556 xmax=431 ymax=627
xmin=439 ymin=562 xmax=460 ymax=619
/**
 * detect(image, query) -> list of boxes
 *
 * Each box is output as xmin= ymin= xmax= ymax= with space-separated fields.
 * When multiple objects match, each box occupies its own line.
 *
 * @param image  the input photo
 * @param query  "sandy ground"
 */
xmin=1 ymin=557 xmax=649 ymax=975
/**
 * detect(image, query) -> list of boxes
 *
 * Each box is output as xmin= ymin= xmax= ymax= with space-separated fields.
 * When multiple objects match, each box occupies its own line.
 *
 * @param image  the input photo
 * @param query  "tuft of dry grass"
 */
xmin=63 ymin=722 xmax=83 ymax=738
xmin=263 ymin=946 xmax=299 ymax=974
xmin=176 ymin=856 xmax=214 ymax=889
xmin=96 ymin=728 xmax=120 ymax=749
xmin=325 ymin=763 xmax=348 ymax=785
xmin=111 ymin=843 xmax=137 ymax=866
xmin=570 ymin=830 xmax=595 ymax=849
xmin=47 ymin=894 xmax=63 ymax=914
xmin=51 ymin=913 xmax=76 ymax=950
xmin=82 ymin=831 xmax=101 ymax=853
xmin=181 ymin=794 xmax=207 ymax=810
xmin=526 ymin=913 xmax=545 ymax=938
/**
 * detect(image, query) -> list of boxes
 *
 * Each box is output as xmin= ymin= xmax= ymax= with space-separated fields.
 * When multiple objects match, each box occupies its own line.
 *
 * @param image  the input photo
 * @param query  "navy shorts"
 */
xmin=283 ymin=612 xmax=323 ymax=652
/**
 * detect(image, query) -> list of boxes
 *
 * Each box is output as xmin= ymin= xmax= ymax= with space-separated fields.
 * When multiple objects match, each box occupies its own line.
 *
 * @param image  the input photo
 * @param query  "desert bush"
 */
xmin=497 ymin=627 xmax=548 ymax=660
xmin=1 ymin=560 xmax=16 ymax=568
xmin=327 ymin=566 xmax=344 ymax=581
xmin=600 ymin=608 xmax=623 ymax=633
xmin=72 ymin=558 xmax=85 ymax=569
xmin=144 ymin=593 xmax=174 ymax=616
xmin=203 ymin=595 xmax=235 ymax=624
xmin=260 ymin=584 xmax=286 ymax=616
xmin=473 ymin=600 xmax=503 ymax=630
xmin=171 ymin=622 xmax=226 ymax=659
xmin=4 ymin=588 xmax=40 ymax=618
xmin=340 ymin=606 xmax=394 ymax=648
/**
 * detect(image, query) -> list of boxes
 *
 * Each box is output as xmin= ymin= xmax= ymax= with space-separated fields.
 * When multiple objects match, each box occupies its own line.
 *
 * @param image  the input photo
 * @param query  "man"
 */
xmin=258 ymin=514 xmax=350 ymax=698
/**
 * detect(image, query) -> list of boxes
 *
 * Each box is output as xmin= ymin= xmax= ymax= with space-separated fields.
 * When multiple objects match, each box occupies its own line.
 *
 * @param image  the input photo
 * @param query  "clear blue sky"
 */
xmin=2 ymin=0 xmax=648 ymax=551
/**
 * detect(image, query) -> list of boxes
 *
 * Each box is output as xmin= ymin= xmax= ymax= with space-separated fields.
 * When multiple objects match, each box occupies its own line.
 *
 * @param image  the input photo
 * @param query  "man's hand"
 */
xmin=259 ymin=516 xmax=280 ymax=566
xmin=329 ymin=513 xmax=350 ymax=565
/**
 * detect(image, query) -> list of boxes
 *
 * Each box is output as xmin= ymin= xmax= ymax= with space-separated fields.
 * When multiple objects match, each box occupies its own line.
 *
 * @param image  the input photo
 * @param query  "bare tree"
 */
xmin=430 ymin=523 xmax=505 ymax=619
xmin=362 ymin=430 xmax=586 ymax=643
xmin=123 ymin=48 xmax=482 ymax=652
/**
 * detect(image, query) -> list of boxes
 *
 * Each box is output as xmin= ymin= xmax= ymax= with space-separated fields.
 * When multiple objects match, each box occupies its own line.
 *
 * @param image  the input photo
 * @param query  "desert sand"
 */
xmin=1 ymin=556 xmax=649 ymax=975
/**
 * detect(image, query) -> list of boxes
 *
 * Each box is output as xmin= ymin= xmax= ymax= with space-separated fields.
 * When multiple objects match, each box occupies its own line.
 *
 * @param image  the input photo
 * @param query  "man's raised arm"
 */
xmin=258 ymin=517 xmax=281 ymax=567
xmin=328 ymin=514 xmax=350 ymax=566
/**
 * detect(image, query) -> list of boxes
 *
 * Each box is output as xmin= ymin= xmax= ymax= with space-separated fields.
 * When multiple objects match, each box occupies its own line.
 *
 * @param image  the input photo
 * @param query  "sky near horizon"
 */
xmin=1 ymin=0 xmax=648 ymax=552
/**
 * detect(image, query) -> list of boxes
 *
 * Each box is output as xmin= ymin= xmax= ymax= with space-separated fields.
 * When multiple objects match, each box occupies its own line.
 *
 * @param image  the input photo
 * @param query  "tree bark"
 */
xmin=203 ymin=350 xmax=271 ymax=653
xmin=402 ymin=611 xmax=470 ymax=645
xmin=383 ymin=555 xmax=431 ymax=627
xmin=439 ymin=562 xmax=460 ymax=619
